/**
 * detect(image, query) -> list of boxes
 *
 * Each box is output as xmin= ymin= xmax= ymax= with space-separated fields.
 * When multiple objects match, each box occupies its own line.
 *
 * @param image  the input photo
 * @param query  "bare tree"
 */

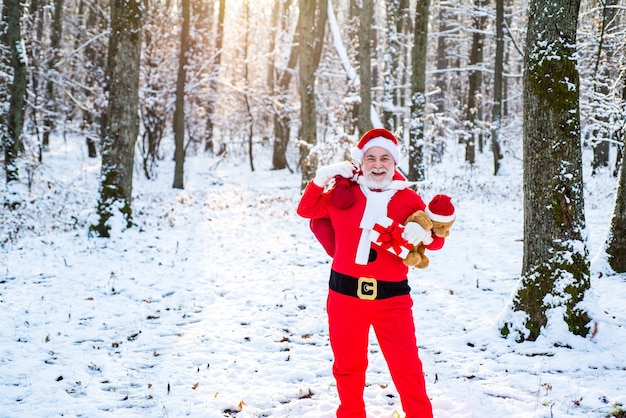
xmin=82 ymin=0 xmax=109 ymax=159
xmin=590 ymin=0 xmax=619 ymax=174
xmin=2 ymin=0 xmax=28 ymax=200
xmin=42 ymin=0 xmax=65 ymax=151
xmin=500 ymin=0 xmax=591 ymax=341
xmin=605 ymin=133 xmax=626 ymax=272
xmin=382 ymin=0 xmax=408 ymax=133
xmin=298 ymin=0 xmax=327 ymax=189
xmin=24 ymin=0 xmax=46 ymax=162
xmin=92 ymin=0 xmax=143 ymax=237
xmin=491 ymin=0 xmax=504 ymax=175
xmin=205 ymin=0 xmax=225 ymax=153
xmin=357 ymin=0 xmax=373 ymax=136
xmin=434 ymin=0 xmax=450 ymax=113
xmin=269 ymin=0 xmax=297 ymax=171
xmin=173 ymin=0 xmax=190 ymax=189
xmin=242 ymin=0 xmax=254 ymax=172
xmin=344 ymin=0 xmax=360 ymax=135
xmin=139 ymin=0 xmax=176 ymax=180
xmin=464 ymin=0 xmax=487 ymax=164
xmin=298 ymin=0 xmax=317 ymax=188
xmin=408 ymin=0 xmax=430 ymax=181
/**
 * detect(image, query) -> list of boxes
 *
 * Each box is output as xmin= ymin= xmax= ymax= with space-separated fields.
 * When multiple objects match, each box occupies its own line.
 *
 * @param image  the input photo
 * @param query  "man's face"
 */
xmin=361 ymin=146 xmax=395 ymax=189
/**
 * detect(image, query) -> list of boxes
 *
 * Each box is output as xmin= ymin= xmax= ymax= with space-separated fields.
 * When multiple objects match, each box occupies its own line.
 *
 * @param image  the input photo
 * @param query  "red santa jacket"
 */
xmin=297 ymin=176 xmax=444 ymax=282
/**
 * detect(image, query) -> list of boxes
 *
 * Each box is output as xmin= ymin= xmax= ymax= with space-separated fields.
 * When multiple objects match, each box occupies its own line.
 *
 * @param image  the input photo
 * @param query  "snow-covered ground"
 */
xmin=1 ymin=135 xmax=624 ymax=418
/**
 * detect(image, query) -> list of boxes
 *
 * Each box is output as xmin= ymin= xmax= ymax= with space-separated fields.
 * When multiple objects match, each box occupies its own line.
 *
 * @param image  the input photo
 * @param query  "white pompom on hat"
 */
xmin=351 ymin=128 xmax=400 ymax=164
xmin=425 ymin=194 xmax=456 ymax=223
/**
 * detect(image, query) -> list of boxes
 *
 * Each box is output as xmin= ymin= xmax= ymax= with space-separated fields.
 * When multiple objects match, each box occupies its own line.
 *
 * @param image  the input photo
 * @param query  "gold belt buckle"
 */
xmin=357 ymin=277 xmax=377 ymax=300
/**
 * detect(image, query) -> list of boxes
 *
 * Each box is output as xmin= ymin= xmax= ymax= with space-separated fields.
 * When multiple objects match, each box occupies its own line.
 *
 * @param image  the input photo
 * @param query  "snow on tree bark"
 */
xmin=43 ymin=0 xmax=64 ymax=151
xmin=2 ymin=0 xmax=28 ymax=194
xmin=500 ymin=0 xmax=591 ymax=341
xmin=92 ymin=0 xmax=143 ymax=237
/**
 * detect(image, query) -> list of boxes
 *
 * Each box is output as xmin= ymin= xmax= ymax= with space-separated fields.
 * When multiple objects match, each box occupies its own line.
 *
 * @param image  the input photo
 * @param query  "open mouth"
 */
xmin=370 ymin=171 xmax=387 ymax=180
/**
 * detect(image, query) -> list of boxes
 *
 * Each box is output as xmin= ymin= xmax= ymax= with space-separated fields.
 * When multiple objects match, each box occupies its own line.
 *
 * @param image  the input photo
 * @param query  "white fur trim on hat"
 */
xmin=425 ymin=207 xmax=456 ymax=223
xmin=351 ymin=136 xmax=400 ymax=163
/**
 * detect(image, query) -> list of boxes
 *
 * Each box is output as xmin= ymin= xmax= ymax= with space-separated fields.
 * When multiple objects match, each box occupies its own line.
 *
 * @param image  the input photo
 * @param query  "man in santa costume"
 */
xmin=297 ymin=128 xmax=446 ymax=418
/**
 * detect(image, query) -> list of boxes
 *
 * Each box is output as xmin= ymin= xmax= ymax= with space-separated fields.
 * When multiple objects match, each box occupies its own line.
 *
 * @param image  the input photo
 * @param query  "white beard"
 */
xmin=361 ymin=171 xmax=393 ymax=190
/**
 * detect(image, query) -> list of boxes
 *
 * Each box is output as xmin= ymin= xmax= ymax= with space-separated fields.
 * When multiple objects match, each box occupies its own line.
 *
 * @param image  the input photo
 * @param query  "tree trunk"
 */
xmin=408 ymin=0 xmax=430 ymax=182
xmin=344 ymin=0 xmax=358 ymax=135
xmin=382 ymin=0 xmax=400 ymax=132
xmin=83 ymin=0 xmax=105 ymax=159
xmin=606 ymin=131 xmax=626 ymax=272
xmin=357 ymin=0 xmax=373 ymax=136
xmin=2 ymin=0 xmax=28 ymax=193
xmin=591 ymin=0 xmax=618 ymax=175
xmin=614 ymin=137 xmax=623 ymax=178
xmin=93 ymin=0 xmax=143 ymax=237
xmin=503 ymin=0 xmax=514 ymax=118
xmin=614 ymin=82 xmax=625 ymax=178
xmin=43 ymin=0 xmax=64 ymax=151
xmin=298 ymin=0 xmax=326 ymax=189
xmin=313 ymin=0 xmax=328 ymax=70
xmin=267 ymin=0 xmax=280 ymax=166
xmin=272 ymin=0 xmax=298 ymax=171
xmin=242 ymin=0 xmax=254 ymax=172
xmin=299 ymin=0 xmax=317 ymax=189
xmin=173 ymin=0 xmax=190 ymax=189
xmin=491 ymin=0 xmax=504 ymax=175
xmin=205 ymin=0 xmax=225 ymax=153
xmin=434 ymin=2 xmax=448 ymax=113
xmin=398 ymin=0 xmax=410 ymax=114
xmin=28 ymin=0 xmax=45 ymax=163
xmin=464 ymin=0 xmax=487 ymax=164
xmin=266 ymin=1 xmax=279 ymax=93
xmin=500 ymin=0 xmax=591 ymax=341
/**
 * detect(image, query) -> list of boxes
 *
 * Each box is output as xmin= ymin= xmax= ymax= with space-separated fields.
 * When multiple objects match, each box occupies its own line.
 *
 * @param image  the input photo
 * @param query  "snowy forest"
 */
xmin=2 ymin=0 xmax=626 ymax=417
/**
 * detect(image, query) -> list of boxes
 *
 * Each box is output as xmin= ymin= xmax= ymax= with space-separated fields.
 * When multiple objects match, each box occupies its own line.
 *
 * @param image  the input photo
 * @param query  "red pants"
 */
xmin=326 ymin=290 xmax=433 ymax=418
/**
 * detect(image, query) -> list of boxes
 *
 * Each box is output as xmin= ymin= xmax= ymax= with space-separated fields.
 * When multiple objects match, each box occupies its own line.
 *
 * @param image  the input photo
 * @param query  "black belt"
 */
xmin=329 ymin=270 xmax=410 ymax=300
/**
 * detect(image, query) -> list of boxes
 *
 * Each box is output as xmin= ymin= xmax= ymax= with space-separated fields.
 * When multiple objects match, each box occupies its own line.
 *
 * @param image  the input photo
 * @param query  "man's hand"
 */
xmin=313 ymin=161 xmax=355 ymax=187
xmin=402 ymin=222 xmax=430 ymax=245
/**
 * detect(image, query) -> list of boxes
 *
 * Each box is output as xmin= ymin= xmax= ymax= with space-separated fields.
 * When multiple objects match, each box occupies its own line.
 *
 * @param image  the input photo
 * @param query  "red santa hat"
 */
xmin=425 ymin=194 xmax=456 ymax=223
xmin=351 ymin=128 xmax=400 ymax=164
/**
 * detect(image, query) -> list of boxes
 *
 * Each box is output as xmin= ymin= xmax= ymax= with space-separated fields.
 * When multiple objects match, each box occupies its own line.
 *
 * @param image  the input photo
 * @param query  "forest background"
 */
xmin=2 ymin=0 xmax=623 ymax=188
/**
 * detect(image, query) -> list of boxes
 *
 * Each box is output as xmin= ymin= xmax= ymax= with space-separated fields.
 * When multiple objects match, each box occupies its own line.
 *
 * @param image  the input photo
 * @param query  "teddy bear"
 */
xmin=403 ymin=194 xmax=456 ymax=268
xmin=402 ymin=210 xmax=433 ymax=268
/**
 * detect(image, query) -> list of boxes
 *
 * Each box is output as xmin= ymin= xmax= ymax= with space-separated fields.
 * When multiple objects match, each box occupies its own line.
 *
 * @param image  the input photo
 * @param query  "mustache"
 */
xmin=367 ymin=168 xmax=388 ymax=174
